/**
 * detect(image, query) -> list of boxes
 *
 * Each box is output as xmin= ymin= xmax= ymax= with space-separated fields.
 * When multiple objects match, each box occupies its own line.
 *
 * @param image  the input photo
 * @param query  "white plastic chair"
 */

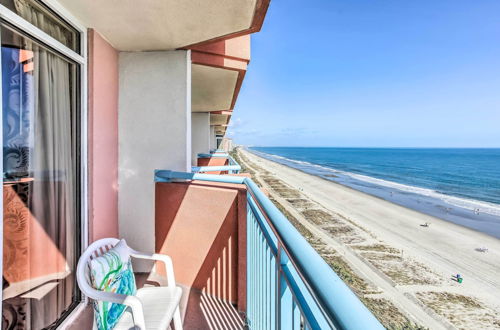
xmin=77 ymin=238 xmax=183 ymax=330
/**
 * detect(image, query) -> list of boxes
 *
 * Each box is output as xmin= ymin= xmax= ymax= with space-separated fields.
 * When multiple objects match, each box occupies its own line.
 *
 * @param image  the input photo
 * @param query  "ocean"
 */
xmin=249 ymin=147 xmax=500 ymax=239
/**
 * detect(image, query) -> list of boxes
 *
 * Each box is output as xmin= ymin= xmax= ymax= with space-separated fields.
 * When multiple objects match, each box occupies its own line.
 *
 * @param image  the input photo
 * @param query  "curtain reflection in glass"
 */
xmin=0 ymin=0 xmax=80 ymax=53
xmin=2 ymin=23 xmax=79 ymax=329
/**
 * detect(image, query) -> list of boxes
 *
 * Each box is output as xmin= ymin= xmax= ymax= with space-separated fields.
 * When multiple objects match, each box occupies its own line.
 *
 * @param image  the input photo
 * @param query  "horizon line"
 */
xmin=241 ymin=146 xmax=500 ymax=149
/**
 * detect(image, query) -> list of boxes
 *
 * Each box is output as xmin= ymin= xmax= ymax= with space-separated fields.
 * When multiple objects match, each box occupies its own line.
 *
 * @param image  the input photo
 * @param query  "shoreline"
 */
xmin=249 ymin=148 xmax=500 ymax=239
xmin=236 ymin=147 xmax=500 ymax=329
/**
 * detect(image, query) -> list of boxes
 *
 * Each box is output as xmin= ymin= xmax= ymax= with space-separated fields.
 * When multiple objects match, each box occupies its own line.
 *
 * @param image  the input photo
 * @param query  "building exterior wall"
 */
xmin=191 ymin=113 xmax=210 ymax=165
xmin=210 ymin=126 xmax=217 ymax=150
xmin=88 ymin=29 xmax=119 ymax=241
xmin=220 ymin=137 xmax=234 ymax=151
xmin=118 ymin=50 xmax=191 ymax=264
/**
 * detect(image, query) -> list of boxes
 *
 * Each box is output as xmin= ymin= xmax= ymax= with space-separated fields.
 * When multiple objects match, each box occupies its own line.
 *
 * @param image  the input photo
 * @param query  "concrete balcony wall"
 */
xmin=191 ymin=113 xmax=211 ymax=165
xmin=118 ymin=50 xmax=191 ymax=269
xmin=155 ymin=181 xmax=247 ymax=327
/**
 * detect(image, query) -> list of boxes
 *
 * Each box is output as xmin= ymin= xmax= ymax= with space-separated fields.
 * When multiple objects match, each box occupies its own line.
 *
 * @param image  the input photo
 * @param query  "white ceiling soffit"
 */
xmin=58 ymin=0 xmax=257 ymax=51
xmin=210 ymin=114 xmax=229 ymax=126
xmin=192 ymin=64 xmax=238 ymax=112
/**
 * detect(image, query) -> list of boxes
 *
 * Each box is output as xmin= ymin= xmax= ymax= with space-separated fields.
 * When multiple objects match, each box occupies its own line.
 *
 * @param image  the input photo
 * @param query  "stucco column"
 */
xmin=191 ymin=113 xmax=211 ymax=165
xmin=209 ymin=125 xmax=217 ymax=151
xmin=118 ymin=50 xmax=191 ymax=268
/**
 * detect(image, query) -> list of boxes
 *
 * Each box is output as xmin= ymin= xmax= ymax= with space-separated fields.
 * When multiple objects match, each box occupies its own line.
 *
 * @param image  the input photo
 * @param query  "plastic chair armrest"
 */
xmin=130 ymin=250 xmax=176 ymax=288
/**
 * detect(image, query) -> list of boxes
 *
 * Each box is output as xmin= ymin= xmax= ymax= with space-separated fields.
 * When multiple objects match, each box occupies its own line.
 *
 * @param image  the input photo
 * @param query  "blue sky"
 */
xmin=227 ymin=0 xmax=500 ymax=147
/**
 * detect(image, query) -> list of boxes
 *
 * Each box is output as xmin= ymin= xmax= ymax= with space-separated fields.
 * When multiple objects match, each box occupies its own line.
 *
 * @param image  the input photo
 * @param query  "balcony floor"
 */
xmin=68 ymin=273 xmax=245 ymax=329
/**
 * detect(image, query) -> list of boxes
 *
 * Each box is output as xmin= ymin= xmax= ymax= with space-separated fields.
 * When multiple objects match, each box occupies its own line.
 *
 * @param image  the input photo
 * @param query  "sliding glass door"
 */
xmin=0 ymin=3 xmax=82 ymax=328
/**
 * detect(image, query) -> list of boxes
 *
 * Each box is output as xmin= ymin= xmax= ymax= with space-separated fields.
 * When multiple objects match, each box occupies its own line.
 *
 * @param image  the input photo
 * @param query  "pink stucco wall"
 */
xmin=88 ymin=29 xmax=119 ymax=241
xmin=155 ymin=180 xmax=247 ymax=326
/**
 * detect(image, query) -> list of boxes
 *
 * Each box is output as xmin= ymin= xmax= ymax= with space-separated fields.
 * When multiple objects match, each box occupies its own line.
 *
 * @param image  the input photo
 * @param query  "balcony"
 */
xmin=148 ymin=153 xmax=382 ymax=329
xmin=193 ymin=152 xmax=242 ymax=175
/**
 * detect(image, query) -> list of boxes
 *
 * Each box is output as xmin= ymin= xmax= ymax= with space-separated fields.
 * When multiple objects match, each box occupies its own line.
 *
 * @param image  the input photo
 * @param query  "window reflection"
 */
xmin=0 ymin=0 xmax=80 ymax=53
xmin=2 ymin=23 xmax=80 ymax=329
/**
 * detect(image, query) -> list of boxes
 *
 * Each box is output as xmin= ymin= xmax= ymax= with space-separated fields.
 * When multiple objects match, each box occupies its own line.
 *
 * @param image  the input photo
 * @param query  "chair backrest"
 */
xmin=76 ymin=238 xmax=121 ymax=298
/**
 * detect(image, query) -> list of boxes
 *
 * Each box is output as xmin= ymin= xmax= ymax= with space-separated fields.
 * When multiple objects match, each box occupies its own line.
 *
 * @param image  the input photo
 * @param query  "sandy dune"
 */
xmin=238 ymin=148 xmax=500 ymax=329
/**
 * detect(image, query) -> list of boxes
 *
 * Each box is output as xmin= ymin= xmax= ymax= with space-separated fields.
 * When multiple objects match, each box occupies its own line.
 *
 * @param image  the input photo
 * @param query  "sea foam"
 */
xmin=251 ymin=149 xmax=500 ymax=217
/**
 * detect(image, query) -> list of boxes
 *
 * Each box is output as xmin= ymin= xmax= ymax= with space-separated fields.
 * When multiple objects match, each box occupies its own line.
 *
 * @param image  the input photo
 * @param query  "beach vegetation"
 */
xmin=353 ymin=244 xmax=400 ymax=254
xmin=416 ymin=292 xmax=500 ymax=329
xmin=361 ymin=298 xmax=427 ymax=330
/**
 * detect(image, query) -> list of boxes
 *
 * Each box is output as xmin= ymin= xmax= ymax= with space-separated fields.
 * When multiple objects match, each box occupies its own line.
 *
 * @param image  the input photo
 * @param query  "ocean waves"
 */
xmin=249 ymin=148 xmax=500 ymax=223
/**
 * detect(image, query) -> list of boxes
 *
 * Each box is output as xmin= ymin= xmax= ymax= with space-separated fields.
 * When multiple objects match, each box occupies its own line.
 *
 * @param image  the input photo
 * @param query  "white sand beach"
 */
xmin=237 ymin=148 xmax=500 ymax=329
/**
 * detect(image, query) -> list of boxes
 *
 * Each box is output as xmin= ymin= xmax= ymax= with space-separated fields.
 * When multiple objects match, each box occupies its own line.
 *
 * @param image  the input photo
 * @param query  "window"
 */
xmin=1 ymin=4 xmax=82 ymax=329
xmin=0 ymin=0 xmax=80 ymax=53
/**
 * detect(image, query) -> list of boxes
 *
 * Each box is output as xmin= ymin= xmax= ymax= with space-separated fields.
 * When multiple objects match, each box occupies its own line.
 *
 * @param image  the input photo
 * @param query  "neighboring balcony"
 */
xmin=193 ymin=152 xmax=242 ymax=175
xmin=152 ymin=155 xmax=382 ymax=329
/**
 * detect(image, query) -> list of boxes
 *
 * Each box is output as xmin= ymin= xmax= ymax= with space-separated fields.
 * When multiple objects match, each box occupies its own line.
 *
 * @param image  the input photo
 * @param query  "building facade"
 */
xmin=0 ymin=1 xmax=381 ymax=329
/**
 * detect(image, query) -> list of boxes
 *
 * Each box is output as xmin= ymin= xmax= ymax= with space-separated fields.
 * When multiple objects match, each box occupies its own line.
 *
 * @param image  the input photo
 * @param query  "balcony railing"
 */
xmin=199 ymin=152 xmax=229 ymax=157
xmin=194 ymin=153 xmax=241 ymax=174
xmin=155 ymin=170 xmax=383 ymax=330
xmin=191 ymin=165 xmax=241 ymax=174
xmin=210 ymin=149 xmax=228 ymax=153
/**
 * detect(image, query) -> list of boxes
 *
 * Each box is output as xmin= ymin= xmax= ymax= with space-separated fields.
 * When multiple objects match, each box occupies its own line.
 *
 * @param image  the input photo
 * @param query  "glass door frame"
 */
xmin=0 ymin=0 xmax=89 ymax=327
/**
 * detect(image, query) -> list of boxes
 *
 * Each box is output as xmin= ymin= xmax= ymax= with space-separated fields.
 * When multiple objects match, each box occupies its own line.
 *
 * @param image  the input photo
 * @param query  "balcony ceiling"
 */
xmin=215 ymin=127 xmax=227 ymax=135
xmin=212 ymin=114 xmax=229 ymax=136
xmin=192 ymin=64 xmax=238 ymax=112
xmin=58 ymin=0 xmax=265 ymax=51
xmin=210 ymin=114 xmax=229 ymax=126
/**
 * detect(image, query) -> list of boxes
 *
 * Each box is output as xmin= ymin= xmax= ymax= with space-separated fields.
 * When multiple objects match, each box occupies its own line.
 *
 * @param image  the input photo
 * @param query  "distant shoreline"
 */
xmin=248 ymin=147 xmax=500 ymax=239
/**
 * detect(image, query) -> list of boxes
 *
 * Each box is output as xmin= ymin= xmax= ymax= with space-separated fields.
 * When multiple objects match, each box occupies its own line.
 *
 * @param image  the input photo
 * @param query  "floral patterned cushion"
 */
xmin=89 ymin=239 xmax=137 ymax=330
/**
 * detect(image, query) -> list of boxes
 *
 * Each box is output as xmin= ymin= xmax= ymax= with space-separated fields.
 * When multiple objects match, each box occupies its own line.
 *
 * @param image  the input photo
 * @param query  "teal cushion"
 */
xmin=90 ymin=239 xmax=137 ymax=330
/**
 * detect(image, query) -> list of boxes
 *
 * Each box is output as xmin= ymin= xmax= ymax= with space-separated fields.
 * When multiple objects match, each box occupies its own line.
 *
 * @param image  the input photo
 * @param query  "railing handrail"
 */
xmin=198 ymin=152 xmax=229 ymax=158
xmin=196 ymin=152 xmax=240 ymax=170
xmin=155 ymin=170 xmax=383 ymax=330
xmin=191 ymin=165 xmax=241 ymax=173
xmin=197 ymin=152 xmax=238 ymax=163
xmin=209 ymin=149 xmax=227 ymax=154
xmin=227 ymin=155 xmax=239 ymax=166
